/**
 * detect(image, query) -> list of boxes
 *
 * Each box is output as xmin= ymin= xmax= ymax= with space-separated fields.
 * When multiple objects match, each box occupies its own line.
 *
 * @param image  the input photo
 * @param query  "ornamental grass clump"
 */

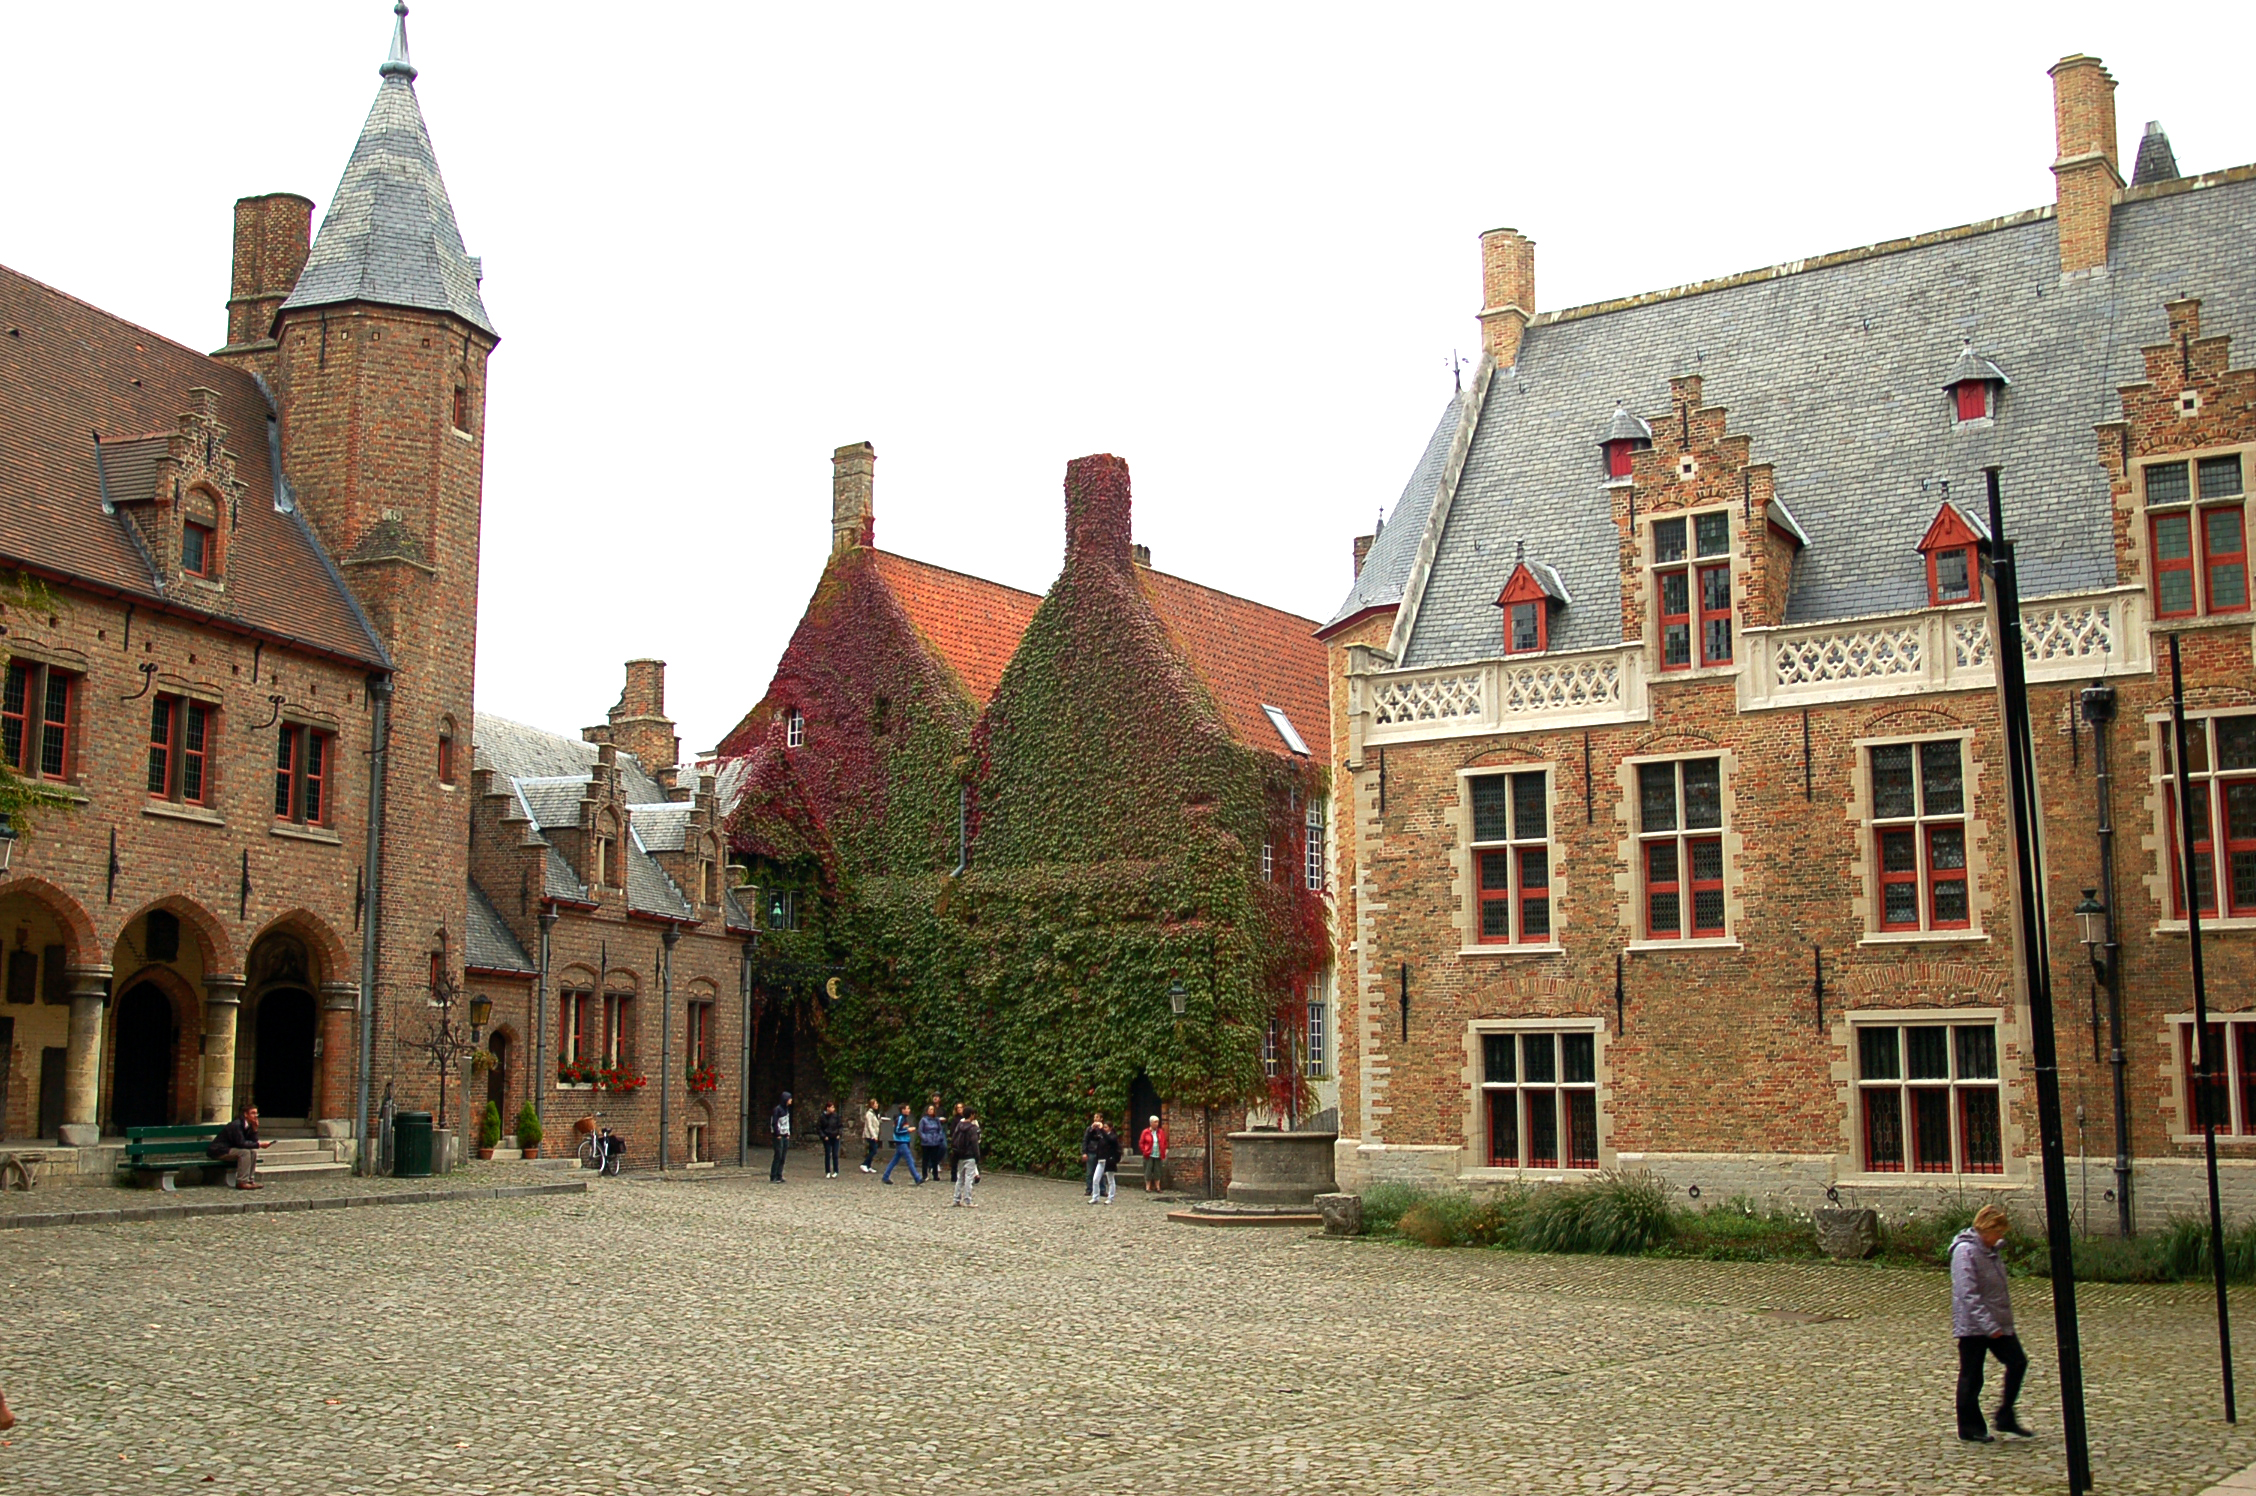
xmin=1359 ymin=1183 xmax=1436 ymax=1236
xmin=1397 ymin=1191 xmax=1484 ymax=1248
xmin=1522 ymin=1173 xmax=1678 ymax=1256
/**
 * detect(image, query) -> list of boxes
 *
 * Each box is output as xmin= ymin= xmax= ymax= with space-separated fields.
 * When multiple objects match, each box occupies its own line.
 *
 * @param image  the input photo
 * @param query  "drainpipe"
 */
xmin=355 ymin=673 xmax=392 ymax=1177
xmin=536 ymin=904 xmax=558 ymax=1135
xmin=2082 ymin=682 xmax=2133 ymax=1234
xmin=739 ymin=934 xmax=755 ymax=1168
xmin=660 ymin=924 xmax=679 ymax=1171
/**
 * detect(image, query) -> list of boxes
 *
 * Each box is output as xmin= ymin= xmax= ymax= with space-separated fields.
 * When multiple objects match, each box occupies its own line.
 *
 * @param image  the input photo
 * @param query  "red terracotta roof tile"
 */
xmin=1139 ymin=567 xmax=1329 ymax=762
xmin=869 ymin=550 xmax=1042 ymax=708
xmin=0 ymin=263 xmax=384 ymax=666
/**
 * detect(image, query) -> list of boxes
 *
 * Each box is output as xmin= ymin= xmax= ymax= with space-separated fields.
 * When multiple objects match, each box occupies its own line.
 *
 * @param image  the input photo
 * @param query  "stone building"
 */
xmin=722 ymin=445 xmax=1335 ymax=1181
xmin=463 ymin=661 xmax=756 ymax=1168
xmin=0 ymin=8 xmax=493 ymax=1168
xmin=1322 ymin=53 xmax=2256 ymax=1224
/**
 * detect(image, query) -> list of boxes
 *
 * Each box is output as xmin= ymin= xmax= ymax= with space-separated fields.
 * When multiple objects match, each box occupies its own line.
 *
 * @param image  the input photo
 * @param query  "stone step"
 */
xmin=254 ymin=1159 xmax=352 ymax=1177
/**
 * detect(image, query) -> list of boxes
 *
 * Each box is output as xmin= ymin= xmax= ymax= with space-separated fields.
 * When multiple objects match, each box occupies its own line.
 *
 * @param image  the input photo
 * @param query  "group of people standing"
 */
xmin=1080 ymin=1112 xmax=1167 ymax=1203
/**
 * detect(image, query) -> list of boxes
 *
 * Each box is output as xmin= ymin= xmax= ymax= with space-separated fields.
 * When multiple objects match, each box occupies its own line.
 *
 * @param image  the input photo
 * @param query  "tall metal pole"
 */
xmin=1987 ymin=469 xmax=2093 ymax=1492
xmin=2170 ymin=632 xmax=2236 ymax=1423
xmin=660 ymin=925 xmax=679 ymax=1173
xmin=2079 ymin=684 xmax=2134 ymax=1237
xmin=535 ymin=906 xmax=557 ymax=1134
xmin=354 ymin=673 xmax=391 ymax=1177
xmin=738 ymin=935 xmax=754 ymax=1169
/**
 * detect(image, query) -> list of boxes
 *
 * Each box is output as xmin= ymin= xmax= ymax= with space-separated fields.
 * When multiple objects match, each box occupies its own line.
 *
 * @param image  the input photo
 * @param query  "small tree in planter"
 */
xmin=515 ymin=1102 xmax=542 ymax=1159
xmin=477 ymin=1100 xmax=503 ymax=1159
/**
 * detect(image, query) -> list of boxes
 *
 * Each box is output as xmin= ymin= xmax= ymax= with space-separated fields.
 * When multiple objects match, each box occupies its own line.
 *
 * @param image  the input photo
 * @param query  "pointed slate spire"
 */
xmin=2131 ymin=120 xmax=2180 ymax=187
xmin=281 ymin=2 xmax=496 ymax=336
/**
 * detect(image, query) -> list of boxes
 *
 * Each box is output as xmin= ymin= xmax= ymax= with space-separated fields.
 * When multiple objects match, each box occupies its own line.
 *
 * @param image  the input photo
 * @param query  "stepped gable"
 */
xmin=1344 ymin=172 xmax=2256 ymax=670
xmin=0 ymin=265 xmax=386 ymax=666
xmin=1139 ymin=567 xmax=1330 ymax=762
xmin=471 ymin=713 xmax=692 ymax=919
xmin=867 ymin=550 xmax=1042 ymax=709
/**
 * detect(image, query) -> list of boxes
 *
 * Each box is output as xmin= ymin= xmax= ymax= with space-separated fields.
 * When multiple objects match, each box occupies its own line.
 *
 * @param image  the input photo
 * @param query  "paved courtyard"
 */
xmin=7 ymin=1168 xmax=2256 ymax=1495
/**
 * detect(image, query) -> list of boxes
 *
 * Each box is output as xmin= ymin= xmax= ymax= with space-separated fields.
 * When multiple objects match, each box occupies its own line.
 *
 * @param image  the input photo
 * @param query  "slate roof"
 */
xmin=1371 ymin=172 xmax=2256 ymax=669
xmin=1321 ymin=393 xmax=1464 ymax=629
xmin=0 ymin=265 xmax=388 ymax=667
xmin=868 ymin=550 xmax=1043 ymax=708
xmin=471 ymin=714 xmax=695 ymax=921
xmin=281 ymin=15 xmax=495 ymax=338
xmin=627 ymin=801 xmax=696 ymax=853
xmin=1140 ymin=567 xmax=1331 ymax=763
xmin=465 ymin=879 xmax=535 ymax=974
xmin=624 ymin=821 xmax=695 ymax=921
xmin=474 ymin=714 xmax=667 ymax=803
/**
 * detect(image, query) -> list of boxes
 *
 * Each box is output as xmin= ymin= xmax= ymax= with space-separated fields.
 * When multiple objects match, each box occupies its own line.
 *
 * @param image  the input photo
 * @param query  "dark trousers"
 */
xmin=921 ymin=1143 xmax=944 ymax=1179
xmin=1957 ymin=1334 xmax=2027 ymax=1438
xmin=863 ymin=1138 xmax=879 ymax=1167
xmin=822 ymin=1137 xmax=841 ymax=1174
xmin=770 ymin=1136 xmax=788 ymax=1181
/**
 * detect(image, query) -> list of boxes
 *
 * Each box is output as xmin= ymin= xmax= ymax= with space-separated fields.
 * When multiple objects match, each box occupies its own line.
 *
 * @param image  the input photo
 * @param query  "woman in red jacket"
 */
xmin=1138 ymin=1115 xmax=1167 ymax=1193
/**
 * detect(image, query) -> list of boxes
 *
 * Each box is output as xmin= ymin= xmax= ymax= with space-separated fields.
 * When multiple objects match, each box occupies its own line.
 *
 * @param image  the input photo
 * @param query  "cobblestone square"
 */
xmin=8 ymin=1169 xmax=2256 ymax=1494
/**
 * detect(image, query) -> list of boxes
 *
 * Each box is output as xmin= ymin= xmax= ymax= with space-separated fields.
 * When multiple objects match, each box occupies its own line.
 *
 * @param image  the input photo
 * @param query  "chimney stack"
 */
xmin=223 ymin=193 xmax=314 ymax=351
xmin=1131 ymin=543 xmax=1151 ymax=568
xmin=2049 ymin=55 xmax=2121 ymax=276
xmin=604 ymin=658 xmax=680 ymax=773
xmin=831 ymin=441 xmax=876 ymax=554
xmin=1064 ymin=454 xmax=1133 ymax=571
xmin=1352 ymin=533 xmax=1376 ymax=579
xmin=1478 ymin=227 xmax=1536 ymax=368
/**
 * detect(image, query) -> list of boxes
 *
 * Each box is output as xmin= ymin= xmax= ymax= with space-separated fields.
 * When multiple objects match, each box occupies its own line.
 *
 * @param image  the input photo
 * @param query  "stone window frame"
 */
xmin=1648 ymin=507 xmax=1738 ymax=674
xmin=272 ymin=718 xmax=338 ymax=827
xmin=2139 ymin=706 xmax=2256 ymax=933
xmin=1834 ymin=1005 xmax=2025 ymax=1185
xmin=1616 ymin=747 xmax=1744 ymax=952
xmin=1451 ymin=762 xmax=1563 ymax=957
xmin=3 ymin=657 xmax=84 ymax=785
xmin=1458 ymin=1016 xmax=1613 ymax=1179
xmin=2128 ymin=441 xmax=2252 ymax=627
xmin=1847 ymin=729 xmax=1995 ymax=947
xmin=2162 ymin=1012 xmax=2256 ymax=1144
xmin=556 ymin=970 xmax=599 ymax=1084
xmin=1304 ymin=969 xmax=1329 ymax=1080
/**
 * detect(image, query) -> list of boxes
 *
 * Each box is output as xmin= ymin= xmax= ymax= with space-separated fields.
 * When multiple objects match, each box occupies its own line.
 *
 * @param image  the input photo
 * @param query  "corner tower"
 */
xmin=247 ymin=3 xmax=494 ymax=1101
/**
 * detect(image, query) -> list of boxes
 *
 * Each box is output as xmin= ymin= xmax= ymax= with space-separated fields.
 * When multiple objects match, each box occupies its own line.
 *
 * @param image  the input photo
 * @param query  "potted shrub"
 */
xmin=476 ymin=1100 xmax=502 ymax=1160
xmin=515 ymin=1101 xmax=542 ymax=1159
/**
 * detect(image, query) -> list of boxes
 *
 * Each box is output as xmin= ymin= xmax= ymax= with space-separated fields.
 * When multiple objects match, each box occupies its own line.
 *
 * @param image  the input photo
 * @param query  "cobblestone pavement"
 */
xmin=0 ymin=1156 xmax=581 ymax=1221
xmin=6 ymin=1167 xmax=2256 ymax=1494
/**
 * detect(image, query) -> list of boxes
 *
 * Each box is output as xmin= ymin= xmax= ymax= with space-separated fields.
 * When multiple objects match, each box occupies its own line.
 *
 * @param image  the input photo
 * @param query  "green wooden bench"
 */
xmin=122 ymin=1124 xmax=229 ymax=1191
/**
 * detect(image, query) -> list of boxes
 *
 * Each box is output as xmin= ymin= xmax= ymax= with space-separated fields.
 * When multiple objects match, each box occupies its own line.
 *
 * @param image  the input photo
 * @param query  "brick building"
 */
xmin=722 ymin=445 xmax=1335 ymax=1180
xmin=0 ymin=8 xmax=497 ymax=1168
xmin=1322 ymin=54 xmax=2256 ymax=1224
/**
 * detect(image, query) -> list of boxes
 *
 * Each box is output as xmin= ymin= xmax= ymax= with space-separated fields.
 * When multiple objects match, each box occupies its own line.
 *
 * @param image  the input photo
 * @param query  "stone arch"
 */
xmin=105 ymin=961 xmax=201 ymax=1130
xmin=241 ymin=925 xmax=321 ymax=1120
xmin=484 ymin=1023 xmax=519 ymax=1117
xmin=247 ymin=911 xmax=349 ymax=989
xmin=116 ymin=894 xmax=235 ymax=977
xmin=0 ymin=875 xmax=100 ymax=967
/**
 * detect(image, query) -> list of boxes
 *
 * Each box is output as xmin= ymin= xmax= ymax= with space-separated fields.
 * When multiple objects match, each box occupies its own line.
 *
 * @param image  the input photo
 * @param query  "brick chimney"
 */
xmin=2049 ymin=55 xmax=2121 ymax=276
xmin=605 ymin=658 xmax=680 ymax=773
xmin=832 ymin=441 xmax=876 ymax=554
xmin=1064 ymin=454 xmax=1133 ymax=570
xmin=1352 ymin=533 xmax=1376 ymax=579
xmin=1478 ymin=227 xmax=1535 ymax=367
xmin=223 ymin=193 xmax=314 ymax=350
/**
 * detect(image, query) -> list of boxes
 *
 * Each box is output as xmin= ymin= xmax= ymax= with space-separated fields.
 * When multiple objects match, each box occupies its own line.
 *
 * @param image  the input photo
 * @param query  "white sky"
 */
xmin=7 ymin=3 xmax=2252 ymax=754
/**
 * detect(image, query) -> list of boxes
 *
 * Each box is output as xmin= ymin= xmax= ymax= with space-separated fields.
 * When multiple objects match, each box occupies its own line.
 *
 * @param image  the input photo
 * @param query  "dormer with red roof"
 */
xmin=1915 ymin=498 xmax=1990 ymax=606
xmin=1494 ymin=554 xmax=1570 ymax=654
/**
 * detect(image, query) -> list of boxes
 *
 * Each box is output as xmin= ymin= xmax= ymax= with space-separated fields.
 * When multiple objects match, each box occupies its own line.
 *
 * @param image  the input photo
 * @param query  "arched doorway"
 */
xmin=253 ymin=988 xmax=316 ymax=1119
xmin=486 ymin=1030 xmax=511 ymax=1114
xmin=111 ymin=982 xmax=177 ymax=1130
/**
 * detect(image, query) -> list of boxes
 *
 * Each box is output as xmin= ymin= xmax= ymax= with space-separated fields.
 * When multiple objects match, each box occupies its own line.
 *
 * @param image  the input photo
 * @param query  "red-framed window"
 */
xmin=1505 ymin=600 xmax=1543 ymax=654
xmin=275 ymin=724 xmax=333 ymax=825
xmin=1654 ymin=513 xmax=1731 ymax=670
xmin=1470 ymin=770 xmax=1550 ymax=945
xmin=686 ymin=1000 xmax=713 ymax=1069
xmin=437 ymin=725 xmax=456 ymax=786
xmin=560 ymin=989 xmax=595 ymax=1069
xmin=1481 ymin=1030 xmax=1600 ymax=1170
xmin=2154 ymin=511 xmax=2199 ymax=618
xmin=602 ymin=993 xmax=632 ymax=1068
xmin=452 ymin=383 xmax=471 ymax=432
xmin=182 ymin=520 xmax=216 ymax=577
xmin=1870 ymin=739 xmax=1969 ymax=932
xmin=2205 ymin=504 xmax=2249 ymax=614
xmin=1929 ymin=545 xmax=1978 ymax=605
xmin=2179 ymin=1021 xmax=2256 ymax=1136
xmin=3 ymin=663 xmax=30 ymax=772
xmin=147 ymin=696 xmax=211 ymax=805
xmin=1638 ymin=759 xmax=1724 ymax=939
xmin=1953 ymin=381 xmax=1992 ymax=422
xmin=1604 ymin=439 xmax=1636 ymax=480
xmin=2162 ymin=714 xmax=2256 ymax=919
xmin=6 ymin=662 xmax=84 ymax=781
xmin=2147 ymin=456 xmax=2249 ymax=619
xmin=1857 ymin=1022 xmax=2002 ymax=1174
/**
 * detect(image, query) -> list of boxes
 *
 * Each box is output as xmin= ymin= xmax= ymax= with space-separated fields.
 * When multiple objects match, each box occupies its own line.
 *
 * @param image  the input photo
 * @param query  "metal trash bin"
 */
xmin=391 ymin=1111 xmax=435 ymax=1178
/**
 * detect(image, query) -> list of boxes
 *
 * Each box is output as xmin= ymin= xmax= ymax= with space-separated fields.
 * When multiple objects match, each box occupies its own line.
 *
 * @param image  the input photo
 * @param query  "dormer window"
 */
xmin=1495 ymin=559 xmax=1569 ymax=656
xmin=1598 ymin=404 xmax=1654 ymax=483
xmin=1653 ymin=513 xmax=1732 ymax=670
xmin=1942 ymin=343 xmax=2008 ymax=427
xmin=182 ymin=520 xmax=215 ymax=577
xmin=1915 ymin=501 xmax=1989 ymax=608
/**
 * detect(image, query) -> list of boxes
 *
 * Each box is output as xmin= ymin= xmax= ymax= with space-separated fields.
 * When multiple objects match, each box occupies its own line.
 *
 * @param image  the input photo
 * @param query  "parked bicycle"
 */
xmin=574 ymin=1114 xmax=625 ymax=1176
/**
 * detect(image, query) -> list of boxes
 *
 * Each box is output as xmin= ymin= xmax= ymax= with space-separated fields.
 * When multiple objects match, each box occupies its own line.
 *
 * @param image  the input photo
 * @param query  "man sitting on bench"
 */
xmin=208 ymin=1106 xmax=272 ymax=1190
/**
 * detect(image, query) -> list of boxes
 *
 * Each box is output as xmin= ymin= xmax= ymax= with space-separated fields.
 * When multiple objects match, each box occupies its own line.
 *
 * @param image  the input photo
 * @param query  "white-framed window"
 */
xmin=1261 ymin=842 xmax=1273 ymax=882
xmin=1304 ymin=801 xmax=1325 ymax=891
xmin=2174 ymin=1015 xmax=2256 ymax=1137
xmin=1637 ymin=758 xmax=1724 ymax=939
xmin=1869 ymin=738 xmax=1970 ymax=933
xmin=1852 ymin=1016 xmax=2002 ymax=1175
xmin=1653 ymin=511 xmax=1732 ymax=670
xmin=1479 ymin=1027 xmax=1599 ymax=1170
xmin=1469 ymin=769 xmax=1551 ymax=945
xmin=1306 ymin=991 xmax=1327 ymax=1079
xmin=560 ymin=988 xmax=595 ymax=1069
xmin=1263 ymin=1015 xmax=1281 ymax=1080
xmin=2159 ymin=712 xmax=2256 ymax=919
xmin=602 ymin=992 xmax=632 ymax=1068
xmin=785 ymin=708 xmax=805 ymax=749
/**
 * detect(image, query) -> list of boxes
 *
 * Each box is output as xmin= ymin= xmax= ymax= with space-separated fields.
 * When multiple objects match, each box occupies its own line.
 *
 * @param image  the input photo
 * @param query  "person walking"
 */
xmin=1099 ymin=1118 xmax=1121 ymax=1204
xmin=882 ymin=1103 xmax=923 ymax=1184
xmin=1951 ymin=1204 xmax=2032 ymax=1443
xmin=917 ymin=1104 xmax=948 ymax=1185
xmin=860 ymin=1098 xmax=884 ymax=1173
xmin=947 ymin=1102 xmax=968 ymax=1182
xmin=1082 ymin=1113 xmax=1113 ymax=1204
xmin=768 ymin=1092 xmax=793 ymax=1182
xmin=951 ymin=1107 xmax=982 ymax=1207
xmin=1138 ymin=1114 xmax=1167 ymax=1193
xmin=817 ymin=1101 xmax=843 ymax=1178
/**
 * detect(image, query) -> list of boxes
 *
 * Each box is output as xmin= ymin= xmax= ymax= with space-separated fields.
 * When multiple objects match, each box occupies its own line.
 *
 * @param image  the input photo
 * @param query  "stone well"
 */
xmin=1225 ymin=1131 xmax=1339 ymax=1206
